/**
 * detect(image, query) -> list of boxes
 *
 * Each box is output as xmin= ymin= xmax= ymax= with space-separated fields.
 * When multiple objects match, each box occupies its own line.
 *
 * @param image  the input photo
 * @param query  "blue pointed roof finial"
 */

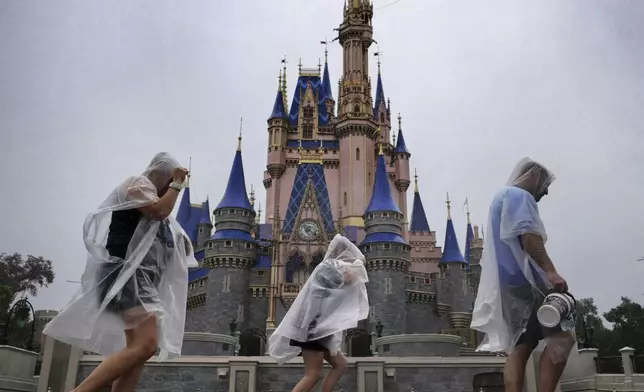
xmin=464 ymin=198 xmax=474 ymax=266
xmin=440 ymin=192 xmax=466 ymax=264
xmin=409 ymin=169 xmax=430 ymax=232
xmin=395 ymin=113 xmax=410 ymax=155
xmin=365 ymin=142 xmax=401 ymax=214
xmin=215 ymin=119 xmax=253 ymax=211
xmin=269 ymin=69 xmax=287 ymax=120
xmin=320 ymin=38 xmax=333 ymax=101
xmin=373 ymin=50 xmax=386 ymax=119
xmin=199 ymin=197 xmax=212 ymax=225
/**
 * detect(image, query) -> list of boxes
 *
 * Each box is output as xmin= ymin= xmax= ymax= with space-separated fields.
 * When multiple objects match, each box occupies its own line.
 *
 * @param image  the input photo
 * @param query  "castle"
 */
xmin=177 ymin=0 xmax=485 ymax=357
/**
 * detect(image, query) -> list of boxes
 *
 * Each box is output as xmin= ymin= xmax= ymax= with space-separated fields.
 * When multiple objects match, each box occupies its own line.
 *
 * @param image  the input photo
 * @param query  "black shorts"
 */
xmin=97 ymin=254 xmax=164 ymax=313
xmin=510 ymin=285 xmax=562 ymax=349
xmin=289 ymin=337 xmax=330 ymax=352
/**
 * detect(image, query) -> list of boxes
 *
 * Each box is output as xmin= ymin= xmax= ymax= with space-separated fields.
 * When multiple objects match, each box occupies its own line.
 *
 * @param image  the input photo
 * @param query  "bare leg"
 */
xmin=321 ymin=350 xmax=348 ymax=392
xmin=504 ymin=343 xmax=534 ymax=392
xmin=110 ymin=330 xmax=144 ymax=392
xmin=72 ymin=314 xmax=158 ymax=392
xmin=292 ymin=350 xmax=324 ymax=392
xmin=539 ymin=332 xmax=575 ymax=392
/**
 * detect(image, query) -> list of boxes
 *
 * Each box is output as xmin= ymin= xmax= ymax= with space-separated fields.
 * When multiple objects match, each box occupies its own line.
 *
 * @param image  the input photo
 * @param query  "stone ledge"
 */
xmin=183 ymin=332 xmax=238 ymax=345
xmin=79 ymin=355 xmax=505 ymax=368
xmin=376 ymin=333 xmax=463 ymax=346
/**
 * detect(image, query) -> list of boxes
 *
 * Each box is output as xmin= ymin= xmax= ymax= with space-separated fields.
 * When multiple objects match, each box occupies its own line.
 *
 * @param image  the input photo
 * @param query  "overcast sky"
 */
xmin=1 ymin=0 xmax=643 ymax=317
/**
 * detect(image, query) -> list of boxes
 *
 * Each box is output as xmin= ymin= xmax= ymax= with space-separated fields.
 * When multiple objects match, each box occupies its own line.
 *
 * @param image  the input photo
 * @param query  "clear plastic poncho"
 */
xmin=43 ymin=152 xmax=197 ymax=360
xmin=268 ymin=234 xmax=369 ymax=364
xmin=471 ymin=158 xmax=574 ymax=363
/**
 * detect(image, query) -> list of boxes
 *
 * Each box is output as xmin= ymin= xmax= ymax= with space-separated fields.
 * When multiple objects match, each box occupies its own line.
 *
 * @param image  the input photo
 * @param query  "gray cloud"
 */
xmin=1 ymin=0 xmax=643 ymax=315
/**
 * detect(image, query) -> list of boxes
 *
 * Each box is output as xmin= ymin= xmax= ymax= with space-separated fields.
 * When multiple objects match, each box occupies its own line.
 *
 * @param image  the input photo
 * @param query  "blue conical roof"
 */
xmin=440 ymin=215 xmax=466 ymax=263
xmin=373 ymin=73 xmax=386 ymax=119
xmin=365 ymin=154 xmax=401 ymax=214
xmin=464 ymin=221 xmax=474 ymax=267
xmin=322 ymin=61 xmax=333 ymax=101
xmin=395 ymin=127 xmax=410 ymax=155
xmin=410 ymin=188 xmax=430 ymax=232
xmin=215 ymin=149 xmax=253 ymax=211
xmin=269 ymin=90 xmax=287 ymax=120
xmin=199 ymin=198 xmax=212 ymax=225
xmin=176 ymin=187 xmax=192 ymax=228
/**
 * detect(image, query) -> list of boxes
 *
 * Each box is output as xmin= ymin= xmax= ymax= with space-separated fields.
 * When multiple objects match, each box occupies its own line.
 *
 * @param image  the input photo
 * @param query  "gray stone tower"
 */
xmin=359 ymin=146 xmax=411 ymax=336
xmin=203 ymin=133 xmax=256 ymax=335
xmin=197 ymin=198 xmax=212 ymax=247
xmin=438 ymin=194 xmax=474 ymax=339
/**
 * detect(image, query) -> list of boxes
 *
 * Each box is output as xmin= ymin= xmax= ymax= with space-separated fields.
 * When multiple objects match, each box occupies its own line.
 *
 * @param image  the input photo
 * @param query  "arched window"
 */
xmin=344 ymin=192 xmax=348 ymax=206
xmin=353 ymin=104 xmax=360 ymax=113
xmin=286 ymin=252 xmax=305 ymax=283
xmin=380 ymin=112 xmax=385 ymax=123
xmin=356 ymin=147 xmax=360 ymax=161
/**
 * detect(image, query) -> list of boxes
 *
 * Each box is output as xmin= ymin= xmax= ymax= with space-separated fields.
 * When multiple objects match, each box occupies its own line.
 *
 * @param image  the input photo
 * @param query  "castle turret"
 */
xmin=373 ymin=58 xmax=390 ymax=142
xmin=203 ymin=132 xmax=256 ymax=336
xmin=197 ymin=198 xmax=212 ymax=248
xmin=321 ymin=45 xmax=335 ymax=119
xmin=438 ymin=193 xmax=472 ymax=332
xmin=359 ymin=145 xmax=410 ymax=336
xmin=393 ymin=114 xmax=411 ymax=237
xmin=336 ymin=0 xmax=379 ymax=229
xmin=176 ymin=180 xmax=203 ymax=246
xmin=265 ymin=69 xmax=289 ymax=224
xmin=408 ymin=171 xmax=441 ymax=274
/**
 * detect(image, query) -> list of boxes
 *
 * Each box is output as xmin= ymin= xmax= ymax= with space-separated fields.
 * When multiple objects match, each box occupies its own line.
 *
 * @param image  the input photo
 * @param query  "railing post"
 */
xmin=619 ymin=346 xmax=635 ymax=390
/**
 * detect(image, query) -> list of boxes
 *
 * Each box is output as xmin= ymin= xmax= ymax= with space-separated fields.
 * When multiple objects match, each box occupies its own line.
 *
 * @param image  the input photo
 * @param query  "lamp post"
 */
xmin=2 ymin=297 xmax=36 ymax=350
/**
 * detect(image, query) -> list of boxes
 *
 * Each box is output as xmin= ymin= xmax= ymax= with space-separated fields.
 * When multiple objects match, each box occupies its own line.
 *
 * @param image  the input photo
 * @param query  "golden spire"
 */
xmin=257 ymin=202 xmax=262 ymax=223
xmin=398 ymin=112 xmax=402 ymax=130
xmin=414 ymin=169 xmax=419 ymax=193
xmin=281 ymin=56 xmax=289 ymax=113
xmin=237 ymin=118 xmax=243 ymax=152
xmin=318 ymin=58 xmax=322 ymax=73
xmin=298 ymin=58 xmax=302 ymax=74
xmin=446 ymin=192 xmax=452 ymax=220
xmin=298 ymin=137 xmax=303 ymax=163
xmin=465 ymin=197 xmax=471 ymax=224
xmin=249 ymin=185 xmax=255 ymax=207
xmin=278 ymin=68 xmax=282 ymax=91
xmin=377 ymin=127 xmax=384 ymax=155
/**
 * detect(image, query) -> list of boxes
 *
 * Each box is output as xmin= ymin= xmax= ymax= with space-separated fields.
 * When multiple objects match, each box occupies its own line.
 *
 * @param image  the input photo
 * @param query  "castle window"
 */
xmin=208 ymin=243 xmax=213 ymax=249
xmin=384 ymin=244 xmax=391 ymax=250
xmin=242 ymin=211 xmax=249 ymax=216
xmin=303 ymin=106 xmax=314 ymax=119
xmin=199 ymin=228 xmax=203 ymax=234
xmin=199 ymin=280 xmax=204 ymax=287
xmin=380 ymin=113 xmax=385 ymax=123
xmin=353 ymin=104 xmax=359 ymax=113
xmin=302 ymin=124 xmax=314 ymax=139
xmin=365 ymin=245 xmax=371 ymax=252
xmin=424 ymin=278 xmax=431 ymax=284
xmin=356 ymin=147 xmax=360 ymax=161
xmin=257 ymin=270 xmax=265 ymax=277
xmin=343 ymin=192 xmax=347 ymax=206
xmin=245 ymin=243 xmax=252 ymax=250
xmin=224 ymin=240 xmax=233 ymax=247
xmin=409 ymin=276 xmax=416 ymax=283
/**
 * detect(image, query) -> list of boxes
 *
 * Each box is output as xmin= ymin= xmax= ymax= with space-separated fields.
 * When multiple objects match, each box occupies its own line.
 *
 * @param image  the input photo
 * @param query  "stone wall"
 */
xmin=75 ymin=355 xmax=505 ymax=392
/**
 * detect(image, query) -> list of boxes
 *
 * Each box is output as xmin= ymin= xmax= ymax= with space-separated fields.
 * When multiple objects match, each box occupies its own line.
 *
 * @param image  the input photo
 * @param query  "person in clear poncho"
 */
xmin=268 ymin=234 xmax=369 ymax=392
xmin=470 ymin=158 xmax=576 ymax=392
xmin=43 ymin=152 xmax=197 ymax=392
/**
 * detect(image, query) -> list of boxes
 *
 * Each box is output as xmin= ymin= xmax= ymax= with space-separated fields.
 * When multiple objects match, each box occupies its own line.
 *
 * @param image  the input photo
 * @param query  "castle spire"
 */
xmin=321 ymin=39 xmax=333 ymax=101
xmin=395 ymin=113 xmax=410 ymax=155
xmin=237 ymin=118 xmax=243 ymax=152
xmin=199 ymin=197 xmax=212 ymax=225
xmin=215 ymin=128 xmax=253 ymax=211
xmin=281 ymin=56 xmax=289 ymax=113
xmin=409 ymin=169 xmax=431 ymax=233
xmin=464 ymin=198 xmax=474 ymax=265
xmin=269 ymin=68 xmax=287 ymax=120
xmin=440 ymin=192 xmax=466 ymax=264
xmin=365 ymin=148 xmax=401 ymax=214
xmin=373 ymin=54 xmax=386 ymax=119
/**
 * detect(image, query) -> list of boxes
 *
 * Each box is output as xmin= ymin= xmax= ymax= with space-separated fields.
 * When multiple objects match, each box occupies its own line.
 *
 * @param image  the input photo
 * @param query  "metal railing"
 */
xmin=595 ymin=356 xmax=624 ymax=374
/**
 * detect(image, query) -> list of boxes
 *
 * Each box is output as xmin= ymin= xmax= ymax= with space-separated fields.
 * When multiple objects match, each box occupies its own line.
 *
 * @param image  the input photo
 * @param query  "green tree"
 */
xmin=603 ymin=297 xmax=644 ymax=354
xmin=0 ymin=253 xmax=55 ymax=317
